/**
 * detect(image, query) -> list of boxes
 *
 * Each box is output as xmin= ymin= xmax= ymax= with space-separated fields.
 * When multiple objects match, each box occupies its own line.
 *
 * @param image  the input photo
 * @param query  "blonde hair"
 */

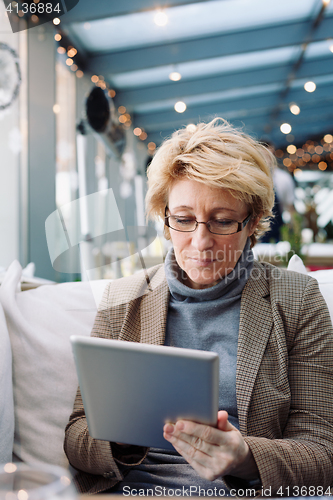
xmin=146 ymin=118 xmax=276 ymax=246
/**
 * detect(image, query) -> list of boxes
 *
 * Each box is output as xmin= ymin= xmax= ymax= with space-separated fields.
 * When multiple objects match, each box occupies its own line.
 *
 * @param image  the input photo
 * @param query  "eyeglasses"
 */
xmin=164 ymin=207 xmax=252 ymax=235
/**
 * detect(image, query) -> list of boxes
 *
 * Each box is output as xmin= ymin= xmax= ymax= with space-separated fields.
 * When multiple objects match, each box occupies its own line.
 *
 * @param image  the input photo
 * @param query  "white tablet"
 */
xmin=70 ymin=335 xmax=219 ymax=450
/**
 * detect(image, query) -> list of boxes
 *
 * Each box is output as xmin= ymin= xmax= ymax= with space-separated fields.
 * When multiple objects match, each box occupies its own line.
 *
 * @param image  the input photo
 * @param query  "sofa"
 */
xmin=0 ymin=260 xmax=111 ymax=469
xmin=0 ymin=256 xmax=332 ymax=473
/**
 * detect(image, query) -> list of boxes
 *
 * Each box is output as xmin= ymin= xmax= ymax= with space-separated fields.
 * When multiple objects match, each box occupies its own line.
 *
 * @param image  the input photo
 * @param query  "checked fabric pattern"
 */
xmin=64 ymin=261 xmax=333 ymax=494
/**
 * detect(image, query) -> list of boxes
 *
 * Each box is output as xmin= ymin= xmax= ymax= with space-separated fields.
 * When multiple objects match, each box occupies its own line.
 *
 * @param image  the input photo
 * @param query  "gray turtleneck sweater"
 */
xmin=111 ymin=240 xmax=254 ymax=495
xmin=164 ymin=238 xmax=254 ymax=429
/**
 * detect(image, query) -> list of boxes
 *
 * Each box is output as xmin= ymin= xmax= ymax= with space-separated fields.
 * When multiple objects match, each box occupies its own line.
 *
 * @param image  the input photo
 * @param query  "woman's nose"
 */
xmin=191 ymin=222 xmax=214 ymax=250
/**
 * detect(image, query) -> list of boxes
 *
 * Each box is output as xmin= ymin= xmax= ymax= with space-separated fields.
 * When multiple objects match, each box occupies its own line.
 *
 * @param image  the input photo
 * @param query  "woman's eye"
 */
xmin=214 ymin=219 xmax=234 ymax=226
xmin=175 ymin=218 xmax=194 ymax=225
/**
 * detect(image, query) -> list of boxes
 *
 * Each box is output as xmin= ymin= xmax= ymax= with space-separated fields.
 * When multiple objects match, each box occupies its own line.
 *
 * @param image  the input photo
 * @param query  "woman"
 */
xmin=64 ymin=118 xmax=333 ymax=496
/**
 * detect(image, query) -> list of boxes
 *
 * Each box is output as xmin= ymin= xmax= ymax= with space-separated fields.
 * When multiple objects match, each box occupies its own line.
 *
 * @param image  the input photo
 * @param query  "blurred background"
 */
xmin=1 ymin=0 xmax=333 ymax=283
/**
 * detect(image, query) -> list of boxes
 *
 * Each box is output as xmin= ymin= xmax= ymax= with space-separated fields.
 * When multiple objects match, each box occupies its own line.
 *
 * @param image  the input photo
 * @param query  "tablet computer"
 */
xmin=70 ymin=335 xmax=219 ymax=450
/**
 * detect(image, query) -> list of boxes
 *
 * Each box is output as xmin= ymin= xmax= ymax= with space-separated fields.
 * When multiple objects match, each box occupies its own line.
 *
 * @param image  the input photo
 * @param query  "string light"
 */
xmin=186 ymin=124 xmax=197 ymax=132
xmin=4 ymin=463 xmax=17 ymax=473
xmin=174 ymin=101 xmax=186 ymax=113
xmin=289 ymin=103 xmax=300 ymax=115
xmin=169 ymin=72 xmax=181 ymax=81
xmin=287 ymin=144 xmax=297 ymax=154
xmin=304 ymin=81 xmax=316 ymax=92
xmin=154 ymin=11 xmax=168 ymax=26
xmin=53 ymin=18 xmax=61 ymax=25
xmin=17 ymin=490 xmax=28 ymax=500
xmin=67 ymin=48 xmax=77 ymax=58
xmin=54 ymin=33 xmax=62 ymax=41
xmin=280 ymin=123 xmax=292 ymax=134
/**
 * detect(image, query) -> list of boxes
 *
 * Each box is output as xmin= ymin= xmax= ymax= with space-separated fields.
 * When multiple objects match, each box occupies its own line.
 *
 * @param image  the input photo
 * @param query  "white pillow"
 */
xmin=287 ymin=254 xmax=308 ymax=275
xmin=0 ymin=301 xmax=14 ymax=464
xmin=0 ymin=260 xmax=111 ymax=468
xmin=287 ymin=255 xmax=333 ymax=322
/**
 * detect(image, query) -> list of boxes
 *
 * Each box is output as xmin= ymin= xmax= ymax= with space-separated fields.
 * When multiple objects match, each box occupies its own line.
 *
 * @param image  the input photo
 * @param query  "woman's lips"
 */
xmin=189 ymin=258 xmax=216 ymax=266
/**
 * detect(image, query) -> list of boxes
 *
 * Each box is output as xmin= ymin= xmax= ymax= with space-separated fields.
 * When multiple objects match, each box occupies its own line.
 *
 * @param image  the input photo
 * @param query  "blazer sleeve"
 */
xmin=64 ymin=284 xmax=148 ymax=492
xmin=244 ymin=277 xmax=333 ymax=494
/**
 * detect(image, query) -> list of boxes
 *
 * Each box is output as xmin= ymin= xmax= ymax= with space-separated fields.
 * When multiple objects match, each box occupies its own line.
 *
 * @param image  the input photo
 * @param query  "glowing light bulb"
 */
xmin=280 ymin=123 xmax=292 ymax=134
xmin=169 ymin=72 xmax=181 ymax=81
xmin=174 ymin=101 xmax=186 ymax=113
xmin=304 ymin=81 xmax=316 ymax=92
xmin=287 ymin=144 xmax=297 ymax=154
xmin=186 ymin=124 xmax=197 ymax=132
xmin=289 ymin=103 xmax=300 ymax=115
xmin=154 ymin=11 xmax=168 ymax=26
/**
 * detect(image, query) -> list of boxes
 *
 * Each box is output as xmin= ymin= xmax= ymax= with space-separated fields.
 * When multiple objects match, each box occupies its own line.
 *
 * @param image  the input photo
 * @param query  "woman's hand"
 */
xmin=163 ymin=411 xmax=259 ymax=482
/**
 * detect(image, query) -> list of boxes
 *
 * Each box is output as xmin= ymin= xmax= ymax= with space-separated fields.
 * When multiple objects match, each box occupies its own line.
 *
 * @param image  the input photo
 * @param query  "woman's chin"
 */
xmin=184 ymin=270 xmax=222 ymax=289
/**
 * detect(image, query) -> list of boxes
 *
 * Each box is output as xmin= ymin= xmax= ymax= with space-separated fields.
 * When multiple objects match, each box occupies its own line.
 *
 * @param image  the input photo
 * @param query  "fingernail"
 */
xmin=176 ymin=421 xmax=184 ymax=431
xmin=164 ymin=423 xmax=174 ymax=434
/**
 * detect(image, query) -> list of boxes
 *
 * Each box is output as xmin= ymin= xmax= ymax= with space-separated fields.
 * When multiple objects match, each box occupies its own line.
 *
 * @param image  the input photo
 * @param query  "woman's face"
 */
xmin=167 ymin=179 xmax=258 ymax=289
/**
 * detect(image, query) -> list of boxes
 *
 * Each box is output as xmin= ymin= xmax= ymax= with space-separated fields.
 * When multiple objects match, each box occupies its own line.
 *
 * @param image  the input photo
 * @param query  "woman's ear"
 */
xmin=249 ymin=214 xmax=262 ymax=236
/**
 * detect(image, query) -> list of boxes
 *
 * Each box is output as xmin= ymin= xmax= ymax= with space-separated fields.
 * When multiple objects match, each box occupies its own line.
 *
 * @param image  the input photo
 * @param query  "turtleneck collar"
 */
xmin=164 ymin=238 xmax=254 ymax=302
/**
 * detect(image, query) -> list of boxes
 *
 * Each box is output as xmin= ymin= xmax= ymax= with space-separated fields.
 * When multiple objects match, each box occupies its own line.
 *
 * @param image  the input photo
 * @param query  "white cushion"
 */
xmin=0 ymin=260 xmax=111 ymax=468
xmin=0 ymin=301 xmax=14 ymax=464
xmin=287 ymin=254 xmax=308 ymax=275
xmin=288 ymin=255 xmax=333 ymax=322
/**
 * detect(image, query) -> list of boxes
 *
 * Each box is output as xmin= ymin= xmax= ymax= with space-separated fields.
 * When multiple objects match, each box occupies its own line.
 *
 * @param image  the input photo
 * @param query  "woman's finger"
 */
xmin=164 ymin=420 xmax=226 ymax=448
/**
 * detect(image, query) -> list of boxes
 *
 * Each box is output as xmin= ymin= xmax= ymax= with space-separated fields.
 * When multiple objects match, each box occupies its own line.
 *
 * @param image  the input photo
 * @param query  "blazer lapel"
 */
xmin=236 ymin=261 xmax=274 ymax=434
xmin=140 ymin=266 xmax=170 ymax=346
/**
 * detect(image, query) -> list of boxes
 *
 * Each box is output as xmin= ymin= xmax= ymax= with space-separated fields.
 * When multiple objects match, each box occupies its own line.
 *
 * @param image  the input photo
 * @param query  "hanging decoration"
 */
xmin=0 ymin=42 xmax=21 ymax=114
xmin=85 ymin=86 xmax=126 ymax=158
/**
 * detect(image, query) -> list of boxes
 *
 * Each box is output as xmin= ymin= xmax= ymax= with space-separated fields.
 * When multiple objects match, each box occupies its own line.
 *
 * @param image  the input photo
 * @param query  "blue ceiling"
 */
xmin=60 ymin=0 xmax=333 ymax=148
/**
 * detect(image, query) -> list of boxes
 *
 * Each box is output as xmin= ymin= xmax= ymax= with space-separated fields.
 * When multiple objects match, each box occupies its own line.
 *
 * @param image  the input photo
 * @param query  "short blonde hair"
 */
xmin=146 ymin=118 xmax=275 ymax=246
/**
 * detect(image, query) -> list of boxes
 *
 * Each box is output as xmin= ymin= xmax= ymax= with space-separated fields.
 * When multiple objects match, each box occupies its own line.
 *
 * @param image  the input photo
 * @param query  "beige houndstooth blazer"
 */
xmin=64 ymin=260 xmax=333 ymax=495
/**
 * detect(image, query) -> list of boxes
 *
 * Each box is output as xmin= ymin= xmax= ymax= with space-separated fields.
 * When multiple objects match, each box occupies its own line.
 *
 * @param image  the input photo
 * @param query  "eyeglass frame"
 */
xmin=164 ymin=206 xmax=252 ymax=235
